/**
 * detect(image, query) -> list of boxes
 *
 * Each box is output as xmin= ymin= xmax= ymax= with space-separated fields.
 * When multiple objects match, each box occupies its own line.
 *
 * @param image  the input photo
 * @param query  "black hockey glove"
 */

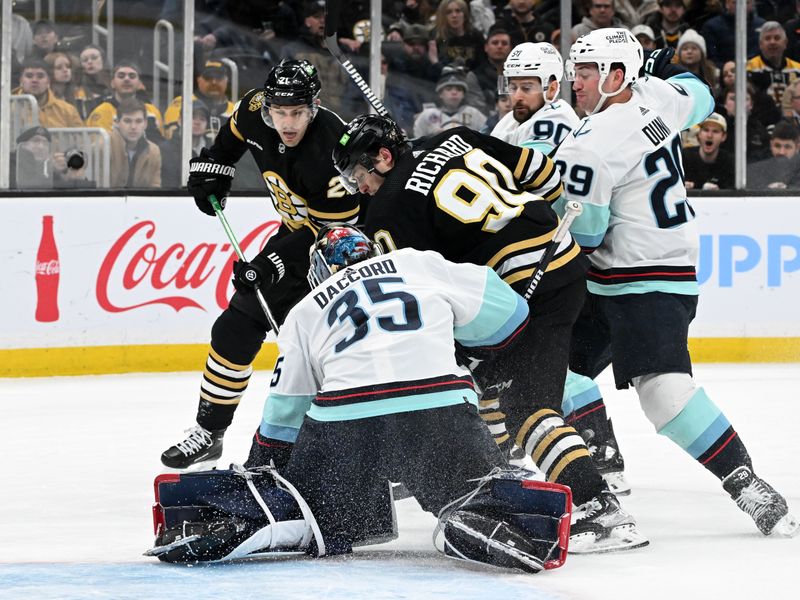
xmin=642 ymin=47 xmax=713 ymax=92
xmin=231 ymin=250 xmax=285 ymax=293
xmin=187 ymin=149 xmax=236 ymax=216
xmin=641 ymin=48 xmax=685 ymax=80
xmin=243 ymin=430 xmax=294 ymax=471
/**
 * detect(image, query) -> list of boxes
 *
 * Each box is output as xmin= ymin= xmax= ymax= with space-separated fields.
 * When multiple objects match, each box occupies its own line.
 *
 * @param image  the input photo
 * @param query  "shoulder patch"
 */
xmin=249 ymin=91 xmax=265 ymax=112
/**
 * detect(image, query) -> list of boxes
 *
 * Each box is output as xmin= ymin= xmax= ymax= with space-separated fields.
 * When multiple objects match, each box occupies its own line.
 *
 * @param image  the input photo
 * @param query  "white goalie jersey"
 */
xmin=553 ymin=73 xmax=715 ymax=296
xmin=491 ymin=100 xmax=580 ymax=155
xmin=260 ymin=248 xmax=529 ymax=442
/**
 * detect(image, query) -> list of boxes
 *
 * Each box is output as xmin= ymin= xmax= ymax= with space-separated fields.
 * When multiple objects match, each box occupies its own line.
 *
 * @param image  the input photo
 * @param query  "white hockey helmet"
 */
xmin=566 ymin=28 xmax=643 ymax=114
xmin=499 ymin=42 xmax=563 ymax=104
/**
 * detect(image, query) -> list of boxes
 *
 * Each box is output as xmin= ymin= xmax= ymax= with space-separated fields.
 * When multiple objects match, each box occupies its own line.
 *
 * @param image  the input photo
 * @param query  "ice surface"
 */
xmin=1 ymin=365 xmax=798 ymax=599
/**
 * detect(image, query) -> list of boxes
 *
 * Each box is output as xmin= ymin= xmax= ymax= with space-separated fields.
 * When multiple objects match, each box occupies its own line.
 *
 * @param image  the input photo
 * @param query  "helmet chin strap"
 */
xmin=587 ymin=73 xmax=627 ymax=115
xmin=543 ymin=80 xmax=561 ymax=105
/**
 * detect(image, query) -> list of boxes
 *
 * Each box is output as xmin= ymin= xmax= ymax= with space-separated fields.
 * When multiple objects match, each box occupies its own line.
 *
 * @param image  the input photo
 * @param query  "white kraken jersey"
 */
xmin=260 ymin=248 xmax=528 ymax=442
xmin=491 ymin=100 xmax=580 ymax=155
xmin=554 ymin=74 xmax=714 ymax=296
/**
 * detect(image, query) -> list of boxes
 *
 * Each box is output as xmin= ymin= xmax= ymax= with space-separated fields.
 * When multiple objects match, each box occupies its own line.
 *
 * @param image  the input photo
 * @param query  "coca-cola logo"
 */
xmin=96 ymin=220 xmax=280 ymax=313
xmin=36 ymin=260 xmax=60 ymax=275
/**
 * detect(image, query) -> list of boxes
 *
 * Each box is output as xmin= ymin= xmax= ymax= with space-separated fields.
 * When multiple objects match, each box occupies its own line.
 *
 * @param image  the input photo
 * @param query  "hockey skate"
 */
xmin=507 ymin=445 xmax=546 ymax=480
xmin=722 ymin=466 xmax=799 ymax=537
xmin=583 ymin=424 xmax=631 ymax=496
xmin=569 ymin=491 xmax=649 ymax=554
xmin=161 ymin=425 xmax=224 ymax=471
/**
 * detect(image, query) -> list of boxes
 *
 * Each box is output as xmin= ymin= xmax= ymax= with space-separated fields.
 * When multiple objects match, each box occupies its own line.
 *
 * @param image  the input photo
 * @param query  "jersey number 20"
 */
xmin=645 ymin=136 xmax=695 ymax=229
xmin=327 ymin=277 xmax=422 ymax=353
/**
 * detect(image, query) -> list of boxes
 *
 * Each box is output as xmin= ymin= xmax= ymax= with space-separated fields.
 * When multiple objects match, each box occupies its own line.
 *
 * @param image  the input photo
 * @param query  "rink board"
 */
xmin=0 ymin=195 xmax=799 ymax=376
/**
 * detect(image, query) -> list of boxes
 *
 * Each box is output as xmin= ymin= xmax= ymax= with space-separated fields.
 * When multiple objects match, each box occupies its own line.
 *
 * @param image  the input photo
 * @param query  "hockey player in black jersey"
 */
xmin=333 ymin=115 xmax=648 ymax=553
xmin=160 ymin=60 xmax=359 ymax=471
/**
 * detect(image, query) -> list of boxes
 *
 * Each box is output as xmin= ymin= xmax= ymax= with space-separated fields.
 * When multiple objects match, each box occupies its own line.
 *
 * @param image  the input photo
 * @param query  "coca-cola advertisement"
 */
xmin=1 ymin=196 xmax=281 ymax=351
xmin=35 ymin=215 xmax=60 ymax=322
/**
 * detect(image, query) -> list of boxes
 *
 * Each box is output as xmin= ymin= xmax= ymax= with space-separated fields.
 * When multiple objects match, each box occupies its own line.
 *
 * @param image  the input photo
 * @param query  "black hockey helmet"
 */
xmin=307 ymin=223 xmax=381 ymax=288
xmin=263 ymin=59 xmax=321 ymax=107
xmin=332 ymin=114 xmax=408 ymax=193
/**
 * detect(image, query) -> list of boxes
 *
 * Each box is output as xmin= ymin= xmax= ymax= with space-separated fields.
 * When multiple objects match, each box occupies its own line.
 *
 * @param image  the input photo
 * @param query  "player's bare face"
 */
xmin=269 ymin=105 xmax=312 ymax=147
xmin=571 ymin=64 xmax=601 ymax=113
xmin=351 ymin=160 xmax=387 ymax=195
xmin=508 ymin=77 xmax=545 ymax=123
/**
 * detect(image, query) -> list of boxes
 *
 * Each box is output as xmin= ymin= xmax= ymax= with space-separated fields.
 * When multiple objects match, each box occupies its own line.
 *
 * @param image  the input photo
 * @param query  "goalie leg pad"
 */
xmin=438 ymin=471 xmax=572 ymax=573
xmin=148 ymin=466 xmax=322 ymax=563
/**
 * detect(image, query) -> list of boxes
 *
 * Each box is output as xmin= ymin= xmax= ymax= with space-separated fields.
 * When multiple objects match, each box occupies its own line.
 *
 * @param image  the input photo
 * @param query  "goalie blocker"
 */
xmin=147 ymin=467 xmax=571 ymax=573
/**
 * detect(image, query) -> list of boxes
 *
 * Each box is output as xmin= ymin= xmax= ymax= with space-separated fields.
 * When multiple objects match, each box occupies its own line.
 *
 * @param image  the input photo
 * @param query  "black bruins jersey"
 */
xmin=209 ymin=88 xmax=360 ymax=233
xmin=363 ymin=127 xmax=587 ymax=295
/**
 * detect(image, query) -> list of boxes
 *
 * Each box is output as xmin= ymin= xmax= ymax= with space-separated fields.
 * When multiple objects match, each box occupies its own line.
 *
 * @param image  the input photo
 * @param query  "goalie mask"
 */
xmin=261 ymin=59 xmax=321 ymax=128
xmin=332 ymin=114 xmax=408 ymax=194
xmin=499 ymin=42 xmax=564 ymax=105
xmin=566 ymin=28 xmax=643 ymax=115
xmin=307 ymin=224 xmax=381 ymax=288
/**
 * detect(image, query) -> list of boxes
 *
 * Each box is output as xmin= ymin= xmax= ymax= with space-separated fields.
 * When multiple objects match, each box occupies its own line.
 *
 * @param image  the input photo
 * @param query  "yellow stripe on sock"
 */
xmin=479 ymin=411 xmax=506 ymax=421
xmin=548 ymin=448 xmax=592 ymax=482
xmin=208 ymin=347 xmax=252 ymax=371
xmin=203 ymin=370 xmax=251 ymax=390
xmin=515 ymin=408 xmax=560 ymax=448
xmin=531 ymin=426 xmax=575 ymax=463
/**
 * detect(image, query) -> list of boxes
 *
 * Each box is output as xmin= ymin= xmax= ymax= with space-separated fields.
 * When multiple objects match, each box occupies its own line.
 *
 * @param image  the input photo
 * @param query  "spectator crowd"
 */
xmin=8 ymin=0 xmax=800 ymax=190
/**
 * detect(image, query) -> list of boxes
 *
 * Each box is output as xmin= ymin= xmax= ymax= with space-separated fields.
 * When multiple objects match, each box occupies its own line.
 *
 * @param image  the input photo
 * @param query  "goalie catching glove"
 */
xmin=187 ymin=149 xmax=236 ymax=216
xmin=232 ymin=251 xmax=286 ymax=293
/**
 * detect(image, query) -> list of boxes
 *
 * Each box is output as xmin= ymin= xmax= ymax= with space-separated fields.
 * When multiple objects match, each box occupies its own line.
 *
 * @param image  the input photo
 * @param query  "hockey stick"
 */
xmin=523 ymin=200 xmax=583 ymax=301
xmin=208 ymin=194 xmax=280 ymax=334
xmin=324 ymin=0 xmax=389 ymax=117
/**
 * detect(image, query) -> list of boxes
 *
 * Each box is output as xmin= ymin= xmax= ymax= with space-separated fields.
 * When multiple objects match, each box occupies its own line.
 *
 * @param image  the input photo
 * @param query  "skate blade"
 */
xmin=771 ymin=512 xmax=799 ymax=538
xmin=602 ymin=471 xmax=631 ymax=496
xmin=160 ymin=459 xmax=220 ymax=474
xmin=143 ymin=534 xmax=201 ymax=557
xmin=569 ymin=524 xmax=649 ymax=554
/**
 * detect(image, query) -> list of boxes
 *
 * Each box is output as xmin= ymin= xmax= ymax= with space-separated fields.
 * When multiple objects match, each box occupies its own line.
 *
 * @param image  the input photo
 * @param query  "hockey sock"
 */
xmin=478 ymin=397 xmax=510 ymax=448
xmin=195 ymin=307 xmax=266 ymax=431
xmin=657 ymin=387 xmax=753 ymax=480
xmin=197 ymin=346 xmax=253 ymax=430
xmin=561 ymin=371 xmax=614 ymax=442
xmin=516 ymin=408 xmax=606 ymax=505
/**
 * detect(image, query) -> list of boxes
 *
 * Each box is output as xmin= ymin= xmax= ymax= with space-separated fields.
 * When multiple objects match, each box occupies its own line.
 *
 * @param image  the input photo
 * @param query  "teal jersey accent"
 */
xmin=587 ymin=279 xmax=700 ymax=296
xmin=259 ymin=422 xmax=301 ymax=443
xmin=658 ymin=387 xmax=730 ymax=458
xmin=554 ymin=197 xmax=609 ymax=249
xmin=520 ymin=139 xmax=556 ymax=155
xmin=454 ymin=269 xmax=529 ymax=347
xmin=307 ymin=388 xmax=479 ymax=422
xmin=562 ymin=370 xmax=602 ymax=415
xmin=261 ymin=391 xmax=313 ymax=442
xmin=667 ymin=73 xmax=714 ymax=130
